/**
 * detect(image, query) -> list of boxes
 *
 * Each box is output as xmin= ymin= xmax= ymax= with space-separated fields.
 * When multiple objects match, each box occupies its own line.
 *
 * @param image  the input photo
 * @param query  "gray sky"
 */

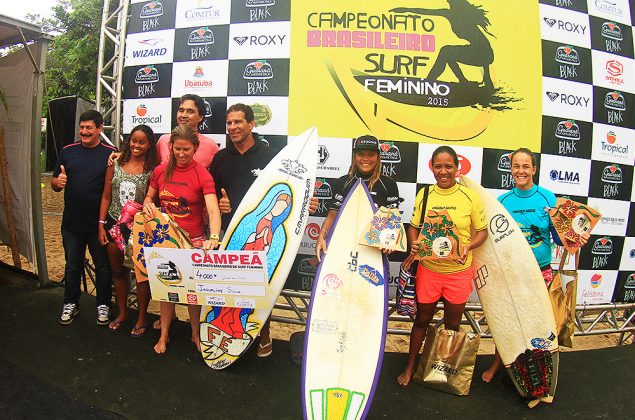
xmin=2 ymin=0 xmax=58 ymax=21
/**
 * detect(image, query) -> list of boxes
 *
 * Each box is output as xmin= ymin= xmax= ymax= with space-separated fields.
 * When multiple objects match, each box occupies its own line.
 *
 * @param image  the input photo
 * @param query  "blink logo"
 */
xmin=549 ymin=169 xmax=580 ymax=184
xmin=592 ymin=237 xmax=613 ymax=255
xmin=602 ymin=22 xmax=623 ymax=53
xmin=543 ymin=17 xmax=587 ymax=34
xmin=497 ymin=153 xmax=511 ymax=172
xmin=188 ymin=28 xmax=214 ymax=46
xmin=625 ymin=274 xmax=635 ymax=302
xmin=245 ymin=0 xmax=275 ymax=22
xmin=555 ymin=120 xmax=580 ymax=140
xmin=555 ymin=46 xmax=580 ymax=65
xmin=198 ymin=100 xmax=213 ymax=132
xmin=602 ymin=22 xmax=623 ymax=40
xmin=243 ymin=60 xmax=273 ymax=95
xmin=601 ymin=164 xmax=622 ymax=184
xmin=546 ymin=91 xmax=590 ymax=107
xmin=605 ymin=91 xmax=626 ymax=125
xmin=135 ymin=66 xmax=159 ymax=97
xmin=140 ymin=1 xmax=163 ymax=31
xmin=605 ymin=91 xmax=626 ymax=110
xmin=556 ymin=46 xmax=579 ymax=79
xmin=594 ymin=0 xmax=624 ymax=17
xmin=141 ymin=1 xmax=163 ymax=18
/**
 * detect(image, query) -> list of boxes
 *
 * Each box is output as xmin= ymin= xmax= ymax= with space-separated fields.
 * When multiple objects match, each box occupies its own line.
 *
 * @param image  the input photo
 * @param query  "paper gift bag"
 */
xmin=549 ymin=250 xmax=579 ymax=348
xmin=413 ymin=326 xmax=480 ymax=396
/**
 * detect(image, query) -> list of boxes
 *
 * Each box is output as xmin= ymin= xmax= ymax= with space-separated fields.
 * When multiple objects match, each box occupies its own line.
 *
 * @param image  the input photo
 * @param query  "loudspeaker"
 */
xmin=45 ymin=96 xmax=95 ymax=171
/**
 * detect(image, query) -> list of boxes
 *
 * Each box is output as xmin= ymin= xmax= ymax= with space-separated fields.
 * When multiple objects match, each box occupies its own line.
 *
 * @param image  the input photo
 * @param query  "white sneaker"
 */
xmin=59 ymin=303 xmax=79 ymax=325
xmin=96 ymin=305 xmax=111 ymax=326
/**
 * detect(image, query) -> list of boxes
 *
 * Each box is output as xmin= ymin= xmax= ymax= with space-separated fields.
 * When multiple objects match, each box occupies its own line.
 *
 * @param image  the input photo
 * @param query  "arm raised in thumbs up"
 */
xmin=218 ymin=188 xmax=232 ymax=214
xmin=51 ymin=165 xmax=68 ymax=192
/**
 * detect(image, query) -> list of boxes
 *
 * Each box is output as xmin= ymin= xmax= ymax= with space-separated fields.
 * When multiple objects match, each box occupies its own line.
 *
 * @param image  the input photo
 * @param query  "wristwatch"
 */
xmin=209 ymin=233 xmax=220 ymax=240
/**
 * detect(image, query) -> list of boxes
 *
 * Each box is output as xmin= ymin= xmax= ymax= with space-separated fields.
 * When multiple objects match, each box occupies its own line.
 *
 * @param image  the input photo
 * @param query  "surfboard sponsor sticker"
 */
xmin=358 ymin=264 xmax=385 ymax=287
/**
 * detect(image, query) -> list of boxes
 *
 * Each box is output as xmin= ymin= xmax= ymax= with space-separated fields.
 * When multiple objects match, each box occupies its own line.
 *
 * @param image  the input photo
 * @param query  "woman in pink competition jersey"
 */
xmin=98 ymin=124 xmax=159 ymax=336
xmin=143 ymin=125 xmax=221 ymax=354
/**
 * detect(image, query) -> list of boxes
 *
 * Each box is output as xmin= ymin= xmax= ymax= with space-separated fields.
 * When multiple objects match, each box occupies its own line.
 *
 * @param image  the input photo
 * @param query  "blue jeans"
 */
xmin=61 ymin=229 xmax=112 ymax=307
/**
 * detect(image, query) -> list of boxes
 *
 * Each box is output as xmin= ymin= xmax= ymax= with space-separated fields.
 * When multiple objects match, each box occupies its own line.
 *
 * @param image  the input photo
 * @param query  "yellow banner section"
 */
xmin=289 ymin=0 xmax=541 ymax=150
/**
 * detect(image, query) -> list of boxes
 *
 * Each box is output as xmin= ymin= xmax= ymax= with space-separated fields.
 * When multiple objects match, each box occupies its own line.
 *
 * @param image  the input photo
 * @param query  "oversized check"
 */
xmin=144 ymin=248 xmax=268 ymax=309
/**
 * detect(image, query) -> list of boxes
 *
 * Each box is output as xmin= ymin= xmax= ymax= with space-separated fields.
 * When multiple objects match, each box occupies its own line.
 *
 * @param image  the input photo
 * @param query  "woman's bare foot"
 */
xmin=397 ymin=368 xmax=414 ymax=386
xmin=482 ymin=369 xmax=497 ymax=383
xmin=191 ymin=335 xmax=201 ymax=353
xmin=154 ymin=336 xmax=170 ymax=354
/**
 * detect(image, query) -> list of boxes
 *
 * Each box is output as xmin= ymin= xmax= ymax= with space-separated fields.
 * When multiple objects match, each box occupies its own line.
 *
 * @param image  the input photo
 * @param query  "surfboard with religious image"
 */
xmin=199 ymin=127 xmax=317 ymax=369
xmin=459 ymin=175 xmax=559 ymax=407
xmin=548 ymin=198 xmax=601 ymax=255
xmin=358 ymin=206 xmax=407 ymax=252
xmin=303 ymin=180 xmax=388 ymax=420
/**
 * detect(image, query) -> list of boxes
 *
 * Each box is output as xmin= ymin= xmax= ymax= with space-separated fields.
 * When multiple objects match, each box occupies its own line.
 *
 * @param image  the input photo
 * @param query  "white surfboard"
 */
xmin=199 ymin=127 xmax=318 ymax=369
xmin=303 ymin=180 xmax=388 ymax=420
xmin=459 ymin=176 xmax=559 ymax=404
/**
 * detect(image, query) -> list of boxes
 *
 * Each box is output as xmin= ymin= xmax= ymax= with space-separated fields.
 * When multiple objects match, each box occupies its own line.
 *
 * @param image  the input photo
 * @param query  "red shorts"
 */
xmin=541 ymin=266 xmax=554 ymax=288
xmin=415 ymin=265 xmax=474 ymax=305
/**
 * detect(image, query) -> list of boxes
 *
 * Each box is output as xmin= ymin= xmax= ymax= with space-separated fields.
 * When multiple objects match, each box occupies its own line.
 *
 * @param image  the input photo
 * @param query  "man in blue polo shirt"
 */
xmin=52 ymin=110 xmax=117 ymax=326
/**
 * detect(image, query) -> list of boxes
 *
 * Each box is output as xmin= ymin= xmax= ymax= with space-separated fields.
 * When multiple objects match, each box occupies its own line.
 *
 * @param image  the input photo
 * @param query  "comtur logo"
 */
xmin=591 ymin=274 xmax=602 ymax=288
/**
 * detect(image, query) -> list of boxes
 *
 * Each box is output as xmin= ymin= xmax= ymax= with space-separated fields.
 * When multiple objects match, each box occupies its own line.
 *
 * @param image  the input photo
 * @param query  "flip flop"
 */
xmin=289 ymin=331 xmax=304 ymax=366
xmin=257 ymin=338 xmax=273 ymax=358
xmin=130 ymin=323 xmax=149 ymax=338
xmin=108 ymin=319 xmax=129 ymax=331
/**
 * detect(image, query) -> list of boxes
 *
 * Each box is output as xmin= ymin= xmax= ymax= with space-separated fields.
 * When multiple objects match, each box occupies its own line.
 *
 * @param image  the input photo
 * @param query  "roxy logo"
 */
xmin=188 ymin=28 xmax=214 ymax=46
xmin=555 ymin=120 xmax=580 ymax=140
xmin=379 ymin=142 xmax=401 ymax=163
xmin=549 ymin=170 xmax=580 ymax=184
xmin=236 ymin=34 xmax=287 ymax=46
xmin=592 ymin=237 xmax=613 ymax=255
xmin=546 ymin=91 xmax=590 ymax=107
xmin=543 ymin=17 xmax=587 ymax=34
xmin=601 ymin=164 xmax=622 ymax=184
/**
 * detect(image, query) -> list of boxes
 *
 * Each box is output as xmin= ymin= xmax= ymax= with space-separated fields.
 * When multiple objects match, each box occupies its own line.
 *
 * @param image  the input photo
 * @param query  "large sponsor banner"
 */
xmin=288 ymin=1 xmax=542 ymax=150
xmin=121 ymin=0 xmax=635 ymax=304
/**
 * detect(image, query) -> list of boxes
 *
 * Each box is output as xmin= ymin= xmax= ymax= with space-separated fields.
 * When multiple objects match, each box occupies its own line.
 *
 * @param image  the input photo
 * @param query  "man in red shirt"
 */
xmin=155 ymin=94 xmax=219 ymax=168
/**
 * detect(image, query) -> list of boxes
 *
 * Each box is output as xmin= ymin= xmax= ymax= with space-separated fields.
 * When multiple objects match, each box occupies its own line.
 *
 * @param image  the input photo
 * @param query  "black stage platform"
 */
xmin=1 ymin=265 xmax=633 ymax=419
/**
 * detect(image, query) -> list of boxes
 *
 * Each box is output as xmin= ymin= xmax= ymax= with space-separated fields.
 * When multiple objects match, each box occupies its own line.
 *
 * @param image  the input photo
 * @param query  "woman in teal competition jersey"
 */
xmin=482 ymin=147 xmax=587 ymax=382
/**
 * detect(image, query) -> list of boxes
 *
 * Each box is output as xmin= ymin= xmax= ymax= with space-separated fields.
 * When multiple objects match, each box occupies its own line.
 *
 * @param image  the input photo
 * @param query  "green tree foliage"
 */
xmin=41 ymin=0 xmax=104 ymax=102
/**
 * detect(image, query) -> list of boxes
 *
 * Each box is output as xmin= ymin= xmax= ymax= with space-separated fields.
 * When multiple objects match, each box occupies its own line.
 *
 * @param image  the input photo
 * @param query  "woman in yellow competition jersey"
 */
xmin=397 ymin=146 xmax=488 ymax=386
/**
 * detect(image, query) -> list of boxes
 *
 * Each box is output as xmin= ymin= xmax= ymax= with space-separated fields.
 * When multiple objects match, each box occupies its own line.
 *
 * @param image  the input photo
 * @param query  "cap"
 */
xmin=352 ymin=135 xmax=380 ymax=152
